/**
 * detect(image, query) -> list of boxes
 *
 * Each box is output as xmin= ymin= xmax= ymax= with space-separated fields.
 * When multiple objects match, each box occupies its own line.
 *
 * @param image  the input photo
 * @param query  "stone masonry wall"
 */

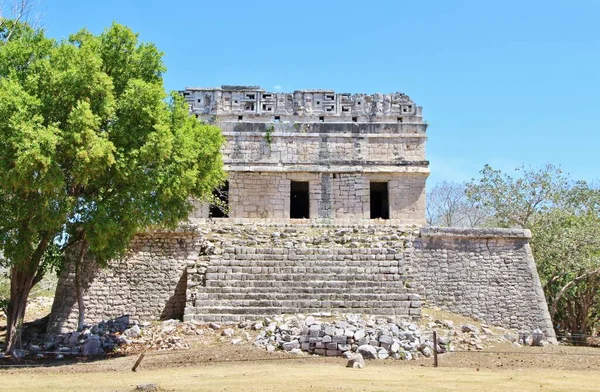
xmin=49 ymin=224 xmax=554 ymax=341
xmin=48 ymin=232 xmax=201 ymax=334
xmin=411 ymin=227 xmax=555 ymax=339
xmin=221 ymin=124 xmax=428 ymax=167
xmin=227 ymin=172 xmax=426 ymax=223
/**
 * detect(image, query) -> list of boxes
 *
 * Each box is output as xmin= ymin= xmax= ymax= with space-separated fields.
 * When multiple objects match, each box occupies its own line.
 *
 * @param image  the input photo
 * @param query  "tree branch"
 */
xmin=550 ymin=268 xmax=600 ymax=318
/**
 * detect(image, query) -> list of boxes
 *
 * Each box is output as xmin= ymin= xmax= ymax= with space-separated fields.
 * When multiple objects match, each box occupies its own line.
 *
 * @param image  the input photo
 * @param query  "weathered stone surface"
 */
xmin=412 ymin=228 xmax=555 ymax=340
xmin=420 ymin=346 xmax=432 ymax=358
xmin=357 ymin=344 xmax=377 ymax=360
xmin=531 ymin=329 xmax=544 ymax=347
xmin=222 ymin=328 xmax=235 ymax=337
xmin=377 ymin=347 xmax=389 ymax=359
xmin=354 ymin=330 xmax=366 ymax=340
xmin=50 ymin=224 xmax=554 ymax=344
xmin=461 ymin=324 xmax=479 ymax=334
xmin=282 ymin=340 xmax=300 ymax=351
xmin=344 ymin=351 xmax=365 ymax=369
xmin=379 ymin=335 xmax=393 ymax=345
xmin=82 ymin=338 xmax=101 ymax=356
xmin=125 ymin=325 xmax=142 ymax=338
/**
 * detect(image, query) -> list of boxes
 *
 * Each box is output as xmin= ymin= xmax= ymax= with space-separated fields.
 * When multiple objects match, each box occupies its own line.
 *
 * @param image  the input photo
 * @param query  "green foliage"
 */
xmin=466 ymin=164 xmax=569 ymax=228
xmin=0 ymin=21 xmax=225 ymax=267
xmin=530 ymin=185 xmax=600 ymax=338
xmin=0 ymin=20 xmax=225 ymax=350
xmin=467 ymin=164 xmax=600 ymax=337
xmin=208 ymin=185 xmax=229 ymax=217
xmin=264 ymin=125 xmax=274 ymax=146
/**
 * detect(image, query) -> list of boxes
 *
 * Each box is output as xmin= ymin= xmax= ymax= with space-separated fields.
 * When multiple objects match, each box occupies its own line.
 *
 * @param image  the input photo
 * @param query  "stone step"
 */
xmin=206 ymin=266 xmax=406 ymax=275
xmin=192 ymin=299 xmax=418 ymax=309
xmin=189 ymin=306 xmax=421 ymax=317
xmin=193 ymin=292 xmax=414 ymax=301
xmin=204 ymin=273 xmax=406 ymax=282
xmin=184 ymin=310 xmax=421 ymax=324
xmin=213 ymin=254 xmax=403 ymax=261
xmin=197 ymin=286 xmax=413 ymax=296
xmin=204 ymin=279 xmax=409 ymax=288
xmin=216 ymin=245 xmax=406 ymax=252
xmin=215 ymin=256 xmax=405 ymax=262
xmin=208 ymin=259 xmax=405 ymax=266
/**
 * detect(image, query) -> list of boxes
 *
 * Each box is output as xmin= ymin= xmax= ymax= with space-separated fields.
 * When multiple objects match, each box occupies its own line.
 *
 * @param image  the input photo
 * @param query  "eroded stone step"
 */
xmin=204 ymin=279 xmax=410 ymax=288
xmin=196 ymin=286 xmax=414 ymax=295
xmin=219 ymin=247 xmax=405 ymax=254
xmin=210 ymin=256 xmax=404 ymax=267
xmin=184 ymin=310 xmax=421 ymax=324
xmin=192 ymin=299 xmax=418 ymax=309
xmin=188 ymin=306 xmax=421 ymax=316
xmin=193 ymin=292 xmax=414 ymax=301
xmin=204 ymin=273 xmax=407 ymax=282
xmin=212 ymin=255 xmax=404 ymax=262
xmin=205 ymin=266 xmax=407 ymax=275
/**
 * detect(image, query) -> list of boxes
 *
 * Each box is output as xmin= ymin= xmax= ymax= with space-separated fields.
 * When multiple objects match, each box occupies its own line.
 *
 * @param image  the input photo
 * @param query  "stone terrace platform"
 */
xmin=49 ymin=223 xmax=555 ymax=341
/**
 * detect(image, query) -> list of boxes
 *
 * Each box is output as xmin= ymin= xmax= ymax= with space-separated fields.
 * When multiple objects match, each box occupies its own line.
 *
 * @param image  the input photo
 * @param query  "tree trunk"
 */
xmin=74 ymin=237 xmax=88 ymax=331
xmin=4 ymin=266 xmax=36 ymax=355
xmin=4 ymin=234 xmax=51 ymax=356
xmin=550 ymin=269 xmax=600 ymax=319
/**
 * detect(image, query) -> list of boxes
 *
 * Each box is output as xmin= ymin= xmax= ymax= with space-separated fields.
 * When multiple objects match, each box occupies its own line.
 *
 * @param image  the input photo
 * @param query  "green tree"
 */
xmin=531 ymin=184 xmax=600 ymax=340
xmin=467 ymin=165 xmax=600 ymax=339
xmin=465 ymin=164 xmax=569 ymax=228
xmin=0 ymin=21 xmax=225 ymax=355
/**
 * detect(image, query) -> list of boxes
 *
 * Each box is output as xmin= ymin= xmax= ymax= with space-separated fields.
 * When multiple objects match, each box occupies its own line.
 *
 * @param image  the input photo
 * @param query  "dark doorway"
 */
xmin=209 ymin=181 xmax=229 ymax=218
xmin=290 ymin=181 xmax=310 ymax=219
xmin=370 ymin=182 xmax=389 ymax=219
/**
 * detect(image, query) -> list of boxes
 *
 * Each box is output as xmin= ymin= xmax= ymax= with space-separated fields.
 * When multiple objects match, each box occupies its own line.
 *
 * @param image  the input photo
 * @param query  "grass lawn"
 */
xmin=2 ymin=359 xmax=599 ymax=392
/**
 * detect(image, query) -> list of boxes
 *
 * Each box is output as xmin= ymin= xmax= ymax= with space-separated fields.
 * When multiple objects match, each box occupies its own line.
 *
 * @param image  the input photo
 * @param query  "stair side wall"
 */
xmin=47 ymin=232 xmax=200 ymax=334
xmin=411 ymin=227 xmax=555 ymax=340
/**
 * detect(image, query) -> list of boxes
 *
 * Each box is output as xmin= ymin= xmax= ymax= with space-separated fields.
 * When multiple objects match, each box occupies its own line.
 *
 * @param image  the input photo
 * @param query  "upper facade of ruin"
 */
xmin=181 ymin=85 xmax=424 ymax=123
xmin=182 ymin=86 xmax=429 ymax=224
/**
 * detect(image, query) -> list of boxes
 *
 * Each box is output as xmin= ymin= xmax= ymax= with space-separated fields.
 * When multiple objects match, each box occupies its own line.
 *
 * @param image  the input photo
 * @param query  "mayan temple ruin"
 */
xmin=182 ymin=85 xmax=428 ymax=223
xmin=49 ymin=86 xmax=556 ymax=341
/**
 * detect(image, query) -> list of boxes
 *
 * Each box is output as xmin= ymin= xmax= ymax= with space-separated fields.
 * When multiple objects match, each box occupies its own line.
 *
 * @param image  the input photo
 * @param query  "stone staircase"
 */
xmin=184 ymin=224 xmax=422 ymax=323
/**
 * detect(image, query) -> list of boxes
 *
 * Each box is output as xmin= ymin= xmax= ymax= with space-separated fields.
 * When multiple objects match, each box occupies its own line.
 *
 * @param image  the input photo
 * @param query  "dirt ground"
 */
xmin=5 ymin=336 xmax=598 ymax=371
xmin=1 ymin=298 xmax=599 ymax=391
xmin=2 ymin=301 xmax=600 ymax=371
xmin=1 ymin=353 xmax=600 ymax=392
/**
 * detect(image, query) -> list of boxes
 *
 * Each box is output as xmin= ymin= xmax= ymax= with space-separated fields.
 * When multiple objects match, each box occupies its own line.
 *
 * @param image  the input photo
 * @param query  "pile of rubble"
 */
xmin=251 ymin=313 xmax=440 ymax=360
xmin=249 ymin=313 xmax=550 ymax=360
xmin=2 ymin=310 xmax=551 ymax=361
xmin=11 ymin=316 xmax=206 ymax=359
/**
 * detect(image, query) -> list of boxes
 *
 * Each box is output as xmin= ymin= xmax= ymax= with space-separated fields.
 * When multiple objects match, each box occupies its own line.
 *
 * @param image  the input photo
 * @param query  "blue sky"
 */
xmin=37 ymin=0 xmax=600 ymax=186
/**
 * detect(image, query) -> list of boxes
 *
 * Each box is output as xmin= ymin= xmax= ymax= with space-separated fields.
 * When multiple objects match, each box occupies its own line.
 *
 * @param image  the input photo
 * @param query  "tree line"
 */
xmin=428 ymin=164 xmax=600 ymax=341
